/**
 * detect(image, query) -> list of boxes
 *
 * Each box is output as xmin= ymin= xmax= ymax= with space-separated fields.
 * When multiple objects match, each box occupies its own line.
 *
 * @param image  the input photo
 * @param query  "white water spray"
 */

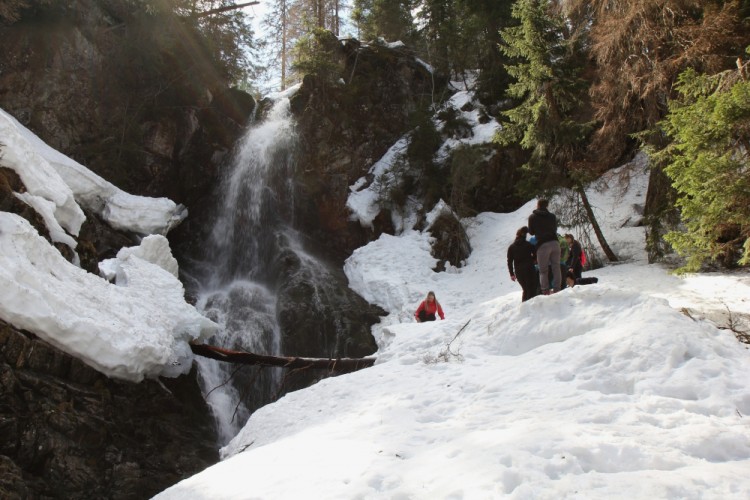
xmin=194 ymin=96 xmax=296 ymax=444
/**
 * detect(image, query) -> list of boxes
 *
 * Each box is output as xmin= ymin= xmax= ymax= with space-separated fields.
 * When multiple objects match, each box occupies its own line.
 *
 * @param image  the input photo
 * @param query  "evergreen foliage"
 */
xmin=261 ymin=0 xmax=345 ymax=91
xmin=407 ymin=108 xmax=443 ymax=205
xmin=352 ymin=0 xmax=414 ymax=44
xmin=579 ymin=0 xmax=750 ymax=169
xmin=291 ymin=28 xmax=342 ymax=84
xmin=496 ymin=0 xmax=593 ymax=197
xmin=655 ymin=62 xmax=750 ymax=272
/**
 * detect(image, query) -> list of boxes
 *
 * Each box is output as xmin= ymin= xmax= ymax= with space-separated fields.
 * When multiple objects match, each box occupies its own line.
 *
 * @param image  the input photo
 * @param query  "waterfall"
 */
xmin=186 ymin=88 xmax=380 ymax=446
xmin=193 ymin=95 xmax=296 ymax=444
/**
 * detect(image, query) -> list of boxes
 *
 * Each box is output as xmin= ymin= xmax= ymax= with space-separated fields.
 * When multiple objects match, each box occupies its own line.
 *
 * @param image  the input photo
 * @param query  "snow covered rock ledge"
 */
xmin=0 ymin=213 xmax=216 ymax=382
xmin=1 ymin=107 xmax=186 ymax=237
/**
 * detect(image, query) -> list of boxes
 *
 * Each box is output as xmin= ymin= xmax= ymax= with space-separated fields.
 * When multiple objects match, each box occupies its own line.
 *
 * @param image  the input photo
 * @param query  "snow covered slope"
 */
xmin=155 ymin=156 xmax=750 ymax=498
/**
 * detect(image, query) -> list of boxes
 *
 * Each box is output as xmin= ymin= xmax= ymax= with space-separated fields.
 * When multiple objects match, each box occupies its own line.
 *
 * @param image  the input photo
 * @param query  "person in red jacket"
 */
xmin=415 ymin=291 xmax=445 ymax=322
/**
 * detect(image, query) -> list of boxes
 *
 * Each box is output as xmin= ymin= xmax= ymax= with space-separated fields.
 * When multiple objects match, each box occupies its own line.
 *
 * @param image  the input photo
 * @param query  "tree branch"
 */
xmin=190 ymin=343 xmax=376 ymax=373
xmin=189 ymin=2 xmax=260 ymax=19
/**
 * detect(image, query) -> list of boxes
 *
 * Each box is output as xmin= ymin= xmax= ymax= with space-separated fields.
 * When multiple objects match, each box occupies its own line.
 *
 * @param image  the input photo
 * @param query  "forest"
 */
xmin=2 ymin=0 xmax=749 ymax=270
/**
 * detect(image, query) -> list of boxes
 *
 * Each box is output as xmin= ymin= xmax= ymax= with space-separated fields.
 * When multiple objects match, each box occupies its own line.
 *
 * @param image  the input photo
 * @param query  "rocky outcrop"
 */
xmin=428 ymin=211 xmax=472 ymax=272
xmin=0 ymin=1 xmax=254 ymax=211
xmin=289 ymin=36 xmax=450 ymax=261
xmin=288 ymin=35 xmax=528 ymax=264
xmin=0 ymin=321 xmax=218 ymax=500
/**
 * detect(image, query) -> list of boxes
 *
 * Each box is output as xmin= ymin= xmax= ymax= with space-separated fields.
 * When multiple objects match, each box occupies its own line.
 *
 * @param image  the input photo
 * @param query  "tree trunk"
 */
xmin=577 ymin=184 xmax=619 ymax=262
xmin=281 ymin=0 xmax=287 ymax=90
xmin=190 ymin=343 xmax=376 ymax=373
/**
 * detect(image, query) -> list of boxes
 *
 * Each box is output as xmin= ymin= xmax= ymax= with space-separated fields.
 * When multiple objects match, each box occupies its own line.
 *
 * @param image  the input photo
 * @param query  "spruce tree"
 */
xmin=497 ymin=0 xmax=618 ymax=262
xmin=655 ymin=62 xmax=750 ymax=271
xmin=353 ymin=0 xmax=414 ymax=43
xmin=496 ymin=0 xmax=592 ymax=191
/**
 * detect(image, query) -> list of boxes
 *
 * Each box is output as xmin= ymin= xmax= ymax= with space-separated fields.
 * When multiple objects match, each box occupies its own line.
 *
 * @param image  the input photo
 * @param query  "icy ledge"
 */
xmin=0 ymin=213 xmax=216 ymax=382
xmin=0 ymin=108 xmax=186 ymax=237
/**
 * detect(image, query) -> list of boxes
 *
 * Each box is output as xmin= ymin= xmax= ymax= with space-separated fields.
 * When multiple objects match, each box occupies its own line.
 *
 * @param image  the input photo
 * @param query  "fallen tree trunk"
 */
xmin=190 ymin=343 xmax=376 ymax=373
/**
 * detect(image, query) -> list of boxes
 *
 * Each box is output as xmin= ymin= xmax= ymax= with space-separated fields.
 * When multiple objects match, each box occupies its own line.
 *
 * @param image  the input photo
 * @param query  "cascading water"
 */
xmin=186 ymin=88 xmax=381 ymax=446
xmin=193 ymin=95 xmax=297 ymax=444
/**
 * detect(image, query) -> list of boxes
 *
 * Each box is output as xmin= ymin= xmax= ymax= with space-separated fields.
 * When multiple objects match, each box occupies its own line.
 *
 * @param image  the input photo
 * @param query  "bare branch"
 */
xmin=189 ymin=1 xmax=260 ymax=19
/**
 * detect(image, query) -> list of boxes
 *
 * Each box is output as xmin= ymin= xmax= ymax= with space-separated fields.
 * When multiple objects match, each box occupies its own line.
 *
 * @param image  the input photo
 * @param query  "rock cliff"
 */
xmin=0 ymin=321 xmax=218 ymax=500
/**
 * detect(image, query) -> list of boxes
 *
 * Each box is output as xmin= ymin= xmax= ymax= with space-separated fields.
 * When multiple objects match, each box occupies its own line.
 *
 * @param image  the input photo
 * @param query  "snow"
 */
xmin=346 ymin=84 xmax=503 ymax=232
xmin=0 ymin=106 xmax=217 ymax=381
xmin=155 ymin=155 xmax=750 ymax=497
xmin=3 ymin=97 xmax=749 ymax=497
xmin=0 ymin=107 xmax=186 ymax=237
xmin=435 ymin=87 xmax=502 ymax=161
xmin=0 ymin=108 xmax=85 ymax=240
xmin=347 ymin=135 xmax=410 ymax=229
xmin=0 ymin=213 xmax=216 ymax=382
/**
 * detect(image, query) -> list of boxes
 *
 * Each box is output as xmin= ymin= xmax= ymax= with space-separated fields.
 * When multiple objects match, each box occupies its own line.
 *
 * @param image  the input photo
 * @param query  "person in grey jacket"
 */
xmin=528 ymin=199 xmax=561 ymax=294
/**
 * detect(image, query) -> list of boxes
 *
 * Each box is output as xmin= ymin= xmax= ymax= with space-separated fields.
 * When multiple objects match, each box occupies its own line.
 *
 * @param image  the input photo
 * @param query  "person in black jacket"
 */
xmin=507 ymin=226 xmax=538 ymax=302
xmin=528 ymin=199 xmax=561 ymax=294
xmin=564 ymin=234 xmax=583 ymax=280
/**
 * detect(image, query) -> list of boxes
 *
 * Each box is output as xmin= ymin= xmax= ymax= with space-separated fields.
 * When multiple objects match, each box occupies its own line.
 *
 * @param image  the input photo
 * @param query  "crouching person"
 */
xmin=415 ymin=291 xmax=445 ymax=322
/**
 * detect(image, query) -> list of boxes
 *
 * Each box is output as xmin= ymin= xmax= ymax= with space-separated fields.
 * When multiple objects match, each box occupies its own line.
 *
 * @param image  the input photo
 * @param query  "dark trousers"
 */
xmin=418 ymin=310 xmax=436 ymax=322
xmin=516 ymin=267 xmax=539 ymax=302
xmin=571 ymin=262 xmax=583 ymax=280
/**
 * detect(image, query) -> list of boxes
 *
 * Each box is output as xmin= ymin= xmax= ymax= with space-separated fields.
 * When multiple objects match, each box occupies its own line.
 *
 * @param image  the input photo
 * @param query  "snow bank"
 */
xmin=0 ymin=108 xmax=85 ymax=240
xmin=0 ymin=212 xmax=215 ymax=382
xmin=345 ymin=82 xmax=502 ymax=233
xmin=158 ymin=283 xmax=750 ymax=499
xmin=0 ymin=107 xmax=186 ymax=236
xmin=435 ymin=88 xmax=501 ymax=161
xmin=99 ymin=234 xmax=179 ymax=280
xmin=347 ymin=135 xmax=411 ymax=230
xmin=156 ymin=158 xmax=750 ymax=498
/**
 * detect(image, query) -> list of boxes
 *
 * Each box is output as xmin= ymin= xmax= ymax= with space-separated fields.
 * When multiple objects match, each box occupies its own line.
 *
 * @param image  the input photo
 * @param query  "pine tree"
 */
xmin=459 ymin=0 xmax=515 ymax=103
xmin=496 ymin=0 xmax=591 ymax=188
xmin=655 ymin=61 xmax=750 ymax=271
xmin=497 ymin=0 xmax=617 ymax=262
xmin=579 ymin=0 xmax=750 ymax=168
xmin=352 ymin=0 xmax=414 ymax=43
xmin=416 ymin=0 xmax=460 ymax=77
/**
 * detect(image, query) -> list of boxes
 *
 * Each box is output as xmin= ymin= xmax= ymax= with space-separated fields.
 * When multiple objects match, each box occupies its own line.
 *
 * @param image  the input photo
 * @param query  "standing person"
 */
xmin=565 ymin=233 xmax=583 ymax=280
xmin=557 ymin=233 xmax=570 ymax=290
xmin=528 ymin=199 xmax=561 ymax=294
xmin=414 ymin=291 xmax=445 ymax=322
xmin=507 ymin=226 xmax=538 ymax=302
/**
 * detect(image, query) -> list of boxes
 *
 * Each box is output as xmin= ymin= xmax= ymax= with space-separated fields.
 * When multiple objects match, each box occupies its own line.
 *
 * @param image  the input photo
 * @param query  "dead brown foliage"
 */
xmin=579 ymin=0 xmax=750 ymax=167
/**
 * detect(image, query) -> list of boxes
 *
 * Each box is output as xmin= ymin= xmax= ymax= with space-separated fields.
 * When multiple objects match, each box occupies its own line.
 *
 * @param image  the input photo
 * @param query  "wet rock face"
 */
xmin=272 ymin=242 xmax=383 ymax=359
xmin=0 ymin=2 xmax=254 ymax=211
xmin=428 ymin=212 xmax=472 ymax=272
xmin=290 ymin=39 xmax=448 ymax=262
xmin=0 ymin=321 xmax=218 ymax=500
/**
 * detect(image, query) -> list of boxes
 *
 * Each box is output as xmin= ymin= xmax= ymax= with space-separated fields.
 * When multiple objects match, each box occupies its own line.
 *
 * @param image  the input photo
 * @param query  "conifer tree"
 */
xmin=416 ymin=0 xmax=460 ymax=77
xmin=654 ymin=61 xmax=750 ymax=271
xmin=263 ymin=0 xmax=294 ymax=90
xmin=352 ymin=0 xmax=414 ymax=43
xmin=497 ymin=0 xmax=618 ymax=261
